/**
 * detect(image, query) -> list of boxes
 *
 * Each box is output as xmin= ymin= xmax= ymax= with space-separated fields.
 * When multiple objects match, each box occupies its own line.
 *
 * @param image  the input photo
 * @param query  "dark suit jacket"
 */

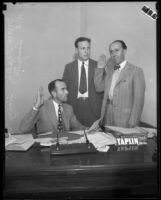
xmin=63 ymin=59 xmax=103 ymax=119
xmin=94 ymin=62 xmax=146 ymax=127
xmin=19 ymin=99 xmax=85 ymax=135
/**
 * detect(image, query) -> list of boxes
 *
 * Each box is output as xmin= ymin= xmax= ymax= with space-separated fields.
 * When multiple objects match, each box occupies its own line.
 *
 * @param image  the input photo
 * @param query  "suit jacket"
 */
xmin=63 ymin=59 xmax=103 ymax=119
xmin=94 ymin=62 xmax=146 ymax=127
xmin=19 ymin=99 xmax=85 ymax=135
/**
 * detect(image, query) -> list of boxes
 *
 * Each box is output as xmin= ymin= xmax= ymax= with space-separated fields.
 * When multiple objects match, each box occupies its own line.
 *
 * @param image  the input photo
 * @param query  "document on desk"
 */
xmin=36 ymin=137 xmax=69 ymax=146
xmin=67 ymin=130 xmax=84 ymax=135
xmin=35 ymin=131 xmax=85 ymax=146
xmin=105 ymin=126 xmax=148 ymax=135
xmin=5 ymin=134 xmax=34 ymax=151
xmin=87 ymin=119 xmax=101 ymax=132
xmin=37 ymin=131 xmax=53 ymax=137
xmin=87 ymin=131 xmax=116 ymax=151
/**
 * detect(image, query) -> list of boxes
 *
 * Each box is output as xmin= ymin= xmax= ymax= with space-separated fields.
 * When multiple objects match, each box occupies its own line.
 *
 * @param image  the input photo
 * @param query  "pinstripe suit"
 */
xmin=94 ymin=62 xmax=145 ymax=128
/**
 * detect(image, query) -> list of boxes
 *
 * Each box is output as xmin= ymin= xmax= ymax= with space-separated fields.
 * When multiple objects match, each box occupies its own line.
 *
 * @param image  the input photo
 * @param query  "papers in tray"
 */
xmin=5 ymin=134 xmax=34 ymax=151
xmin=105 ymin=125 xmax=156 ymax=138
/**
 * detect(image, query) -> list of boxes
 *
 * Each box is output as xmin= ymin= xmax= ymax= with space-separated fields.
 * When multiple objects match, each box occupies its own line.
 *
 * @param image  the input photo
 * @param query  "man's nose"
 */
xmin=85 ymin=48 xmax=88 ymax=54
xmin=112 ymin=51 xmax=118 ymax=57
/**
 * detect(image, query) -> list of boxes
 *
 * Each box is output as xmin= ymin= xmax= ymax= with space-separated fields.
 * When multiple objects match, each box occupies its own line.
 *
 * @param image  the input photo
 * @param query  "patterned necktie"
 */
xmin=114 ymin=65 xmax=120 ymax=70
xmin=79 ymin=62 xmax=87 ymax=94
xmin=57 ymin=104 xmax=63 ymax=133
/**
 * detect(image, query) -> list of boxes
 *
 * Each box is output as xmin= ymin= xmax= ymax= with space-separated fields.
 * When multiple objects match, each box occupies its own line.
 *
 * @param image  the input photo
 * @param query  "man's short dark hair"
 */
xmin=111 ymin=40 xmax=127 ymax=50
xmin=74 ymin=37 xmax=91 ymax=48
xmin=48 ymin=79 xmax=64 ymax=95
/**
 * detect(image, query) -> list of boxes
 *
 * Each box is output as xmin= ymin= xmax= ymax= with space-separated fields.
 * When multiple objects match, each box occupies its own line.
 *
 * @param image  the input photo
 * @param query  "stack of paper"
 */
xmin=105 ymin=126 xmax=148 ymax=135
xmin=105 ymin=125 xmax=157 ymax=138
xmin=5 ymin=135 xmax=17 ymax=146
xmin=5 ymin=134 xmax=34 ymax=151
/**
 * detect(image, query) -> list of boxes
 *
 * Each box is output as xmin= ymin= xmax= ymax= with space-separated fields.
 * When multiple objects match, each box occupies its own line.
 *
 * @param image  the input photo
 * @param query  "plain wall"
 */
xmin=4 ymin=2 xmax=157 ymax=132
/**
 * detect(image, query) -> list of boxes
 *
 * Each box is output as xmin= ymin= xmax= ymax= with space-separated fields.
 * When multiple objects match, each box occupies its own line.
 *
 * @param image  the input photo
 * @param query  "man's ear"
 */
xmin=51 ymin=91 xmax=56 ymax=98
xmin=73 ymin=52 xmax=78 ymax=60
xmin=123 ymin=49 xmax=127 ymax=56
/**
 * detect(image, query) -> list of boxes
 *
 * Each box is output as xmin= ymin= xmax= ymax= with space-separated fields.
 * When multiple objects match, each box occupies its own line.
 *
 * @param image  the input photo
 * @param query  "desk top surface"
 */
xmin=5 ymin=138 xmax=157 ymax=175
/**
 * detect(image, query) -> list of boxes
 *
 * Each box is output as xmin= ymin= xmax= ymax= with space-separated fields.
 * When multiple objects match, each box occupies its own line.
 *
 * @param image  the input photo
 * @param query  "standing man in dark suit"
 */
xmin=94 ymin=40 xmax=146 ymax=128
xmin=63 ymin=37 xmax=103 ymax=127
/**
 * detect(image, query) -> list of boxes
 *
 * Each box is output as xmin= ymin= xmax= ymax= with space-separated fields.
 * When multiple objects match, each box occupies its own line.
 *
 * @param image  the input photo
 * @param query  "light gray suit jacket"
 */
xmin=94 ymin=62 xmax=145 ymax=127
xmin=19 ymin=99 xmax=85 ymax=135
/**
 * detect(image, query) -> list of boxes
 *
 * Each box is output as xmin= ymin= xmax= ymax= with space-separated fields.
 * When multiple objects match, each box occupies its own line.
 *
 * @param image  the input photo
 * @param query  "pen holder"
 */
xmin=50 ymin=143 xmax=97 ymax=156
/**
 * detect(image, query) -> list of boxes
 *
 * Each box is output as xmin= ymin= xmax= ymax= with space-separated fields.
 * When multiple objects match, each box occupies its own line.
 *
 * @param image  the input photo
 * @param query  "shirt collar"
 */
xmin=78 ymin=59 xmax=89 ymax=67
xmin=53 ymin=99 xmax=58 ymax=107
xmin=53 ymin=100 xmax=62 ymax=107
xmin=119 ymin=60 xmax=127 ymax=70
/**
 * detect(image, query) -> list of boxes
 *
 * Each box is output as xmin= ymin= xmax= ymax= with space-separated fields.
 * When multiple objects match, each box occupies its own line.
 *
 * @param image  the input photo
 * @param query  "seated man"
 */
xmin=19 ymin=79 xmax=86 ymax=137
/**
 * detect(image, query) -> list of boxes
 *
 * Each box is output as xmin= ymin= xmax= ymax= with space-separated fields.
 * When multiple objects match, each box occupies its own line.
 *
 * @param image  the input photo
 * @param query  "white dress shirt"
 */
xmin=109 ymin=60 xmax=127 ymax=100
xmin=53 ymin=100 xmax=63 ymax=119
xmin=77 ymin=59 xmax=89 ymax=98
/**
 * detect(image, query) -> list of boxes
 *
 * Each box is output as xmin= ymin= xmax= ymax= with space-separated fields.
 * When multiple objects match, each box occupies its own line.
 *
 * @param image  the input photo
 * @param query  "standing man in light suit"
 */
xmin=63 ymin=37 xmax=103 ymax=127
xmin=94 ymin=40 xmax=145 ymax=128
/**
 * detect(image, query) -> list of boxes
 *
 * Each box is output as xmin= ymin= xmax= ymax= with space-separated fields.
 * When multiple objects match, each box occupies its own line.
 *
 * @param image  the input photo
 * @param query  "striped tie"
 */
xmin=79 ymin=62 xmax=87 ymax=94
xmin=57 ymin=104 xmax=63 ymax=133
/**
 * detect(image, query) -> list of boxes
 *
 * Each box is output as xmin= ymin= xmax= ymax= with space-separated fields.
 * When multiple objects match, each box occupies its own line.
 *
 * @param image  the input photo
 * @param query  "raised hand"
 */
xmin=97 ymin=54 xmax=107 ymax=68
xmin=34 ymin=86 xmax=44 ymax=109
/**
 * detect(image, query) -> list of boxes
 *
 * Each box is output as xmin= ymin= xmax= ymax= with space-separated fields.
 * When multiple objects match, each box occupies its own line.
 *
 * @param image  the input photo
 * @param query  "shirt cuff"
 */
xmin=33 ymin=106 xmax=39 ymax=111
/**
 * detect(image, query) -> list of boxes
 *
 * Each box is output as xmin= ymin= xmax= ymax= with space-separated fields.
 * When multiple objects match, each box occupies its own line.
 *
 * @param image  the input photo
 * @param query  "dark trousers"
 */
xmin=74 ymin=98 xmax=97 ymax=127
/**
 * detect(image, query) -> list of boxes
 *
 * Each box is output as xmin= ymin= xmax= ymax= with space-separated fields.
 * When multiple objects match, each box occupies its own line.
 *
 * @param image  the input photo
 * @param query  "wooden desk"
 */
xmin=4 ymin=138 xmax=158 ymax=199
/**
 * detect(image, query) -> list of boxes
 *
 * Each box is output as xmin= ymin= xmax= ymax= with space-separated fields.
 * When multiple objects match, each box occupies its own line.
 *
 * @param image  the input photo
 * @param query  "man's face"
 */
xmin=52 ymin=81 xmax=68 ymax=103
xmin=109 ymin=42 xmax=126 ymax=65
xmin=76 ymin=41 xmax=91 ymax=61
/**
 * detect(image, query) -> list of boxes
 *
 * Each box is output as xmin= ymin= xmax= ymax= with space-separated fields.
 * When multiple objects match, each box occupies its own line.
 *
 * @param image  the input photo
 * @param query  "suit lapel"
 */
xmin=72 ymin=60 xmax=79 ymax=90
xmin=100 ymin=68 xmax=114 ymax=119
xmin=46 ymin=100 xmax=58 ymax=130
xmin=62 ymin=104 xmax=68 ymax=130
xmin=106 ymin=68 xmax=115 ymax=94
xmin=88 ymin=59 xmax=94 ymax=89
xmin=115 ymin=62 xmax=132 ymax=87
